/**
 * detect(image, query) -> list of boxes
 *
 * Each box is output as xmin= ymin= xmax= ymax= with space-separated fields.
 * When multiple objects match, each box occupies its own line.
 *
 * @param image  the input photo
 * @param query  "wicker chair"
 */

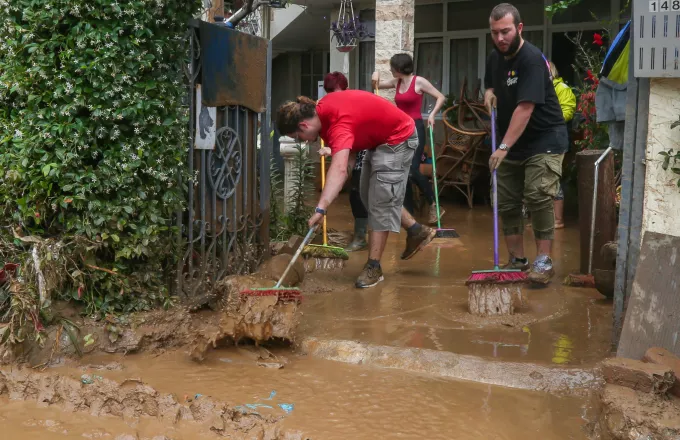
xmin=436 ymin=98 xmax=491 ymax=208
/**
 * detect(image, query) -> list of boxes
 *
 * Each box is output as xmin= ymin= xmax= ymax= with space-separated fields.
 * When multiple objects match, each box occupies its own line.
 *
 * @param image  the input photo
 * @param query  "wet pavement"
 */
xmin=299 ymin=199 xmax=613 ymax=366
xmin=49 ymin=349 xmax=594 ymax=440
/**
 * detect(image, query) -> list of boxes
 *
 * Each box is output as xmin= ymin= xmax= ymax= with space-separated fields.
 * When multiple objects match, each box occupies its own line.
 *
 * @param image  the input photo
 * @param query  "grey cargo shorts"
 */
xmin=359 ymin=129 xmax=418 ymax=233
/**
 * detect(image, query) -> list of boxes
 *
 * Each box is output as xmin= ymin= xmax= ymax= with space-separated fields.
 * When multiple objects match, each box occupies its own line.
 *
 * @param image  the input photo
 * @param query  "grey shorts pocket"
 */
xmin=373 ymin=171 xmax=406 ymax=206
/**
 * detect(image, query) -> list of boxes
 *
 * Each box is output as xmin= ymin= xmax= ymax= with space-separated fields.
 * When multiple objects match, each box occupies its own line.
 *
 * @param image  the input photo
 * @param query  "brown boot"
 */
xmin=554 ymin=199 xmax=565 ymax=229
xmin=401 ymin=225 xmax=436 ymax=260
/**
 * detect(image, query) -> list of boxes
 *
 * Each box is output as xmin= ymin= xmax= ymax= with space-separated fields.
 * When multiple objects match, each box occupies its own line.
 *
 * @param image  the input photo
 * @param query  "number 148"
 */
xmin=650 ymin=0 xmax=680 ymax=12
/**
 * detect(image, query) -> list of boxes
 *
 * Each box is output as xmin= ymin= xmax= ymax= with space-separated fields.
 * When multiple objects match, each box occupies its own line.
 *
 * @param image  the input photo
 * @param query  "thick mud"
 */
xmin=0 ymin=363 xmax=302 ymax=439
xmin=41 ymin=348 xmax=594 ymax=440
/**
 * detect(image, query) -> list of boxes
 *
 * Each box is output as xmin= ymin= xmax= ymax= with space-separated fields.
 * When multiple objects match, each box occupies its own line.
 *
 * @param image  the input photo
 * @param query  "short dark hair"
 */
xmin=323 ymin=71 xmax=348 ymax=93
xmin=490 ymin=3 xmax=522 ymax=26
xmin=389 ymin=53 xmax=414 ymax=75
xmin=276 ymin=96 xmax=317 ymax=135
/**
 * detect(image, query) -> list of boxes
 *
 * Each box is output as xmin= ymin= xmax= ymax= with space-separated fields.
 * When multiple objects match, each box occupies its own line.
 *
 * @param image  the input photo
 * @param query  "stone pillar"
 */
xmin=374 ymin=0 xmax=414 ymax=102
xmin=279 ymin=136 xmax=307 ymax=214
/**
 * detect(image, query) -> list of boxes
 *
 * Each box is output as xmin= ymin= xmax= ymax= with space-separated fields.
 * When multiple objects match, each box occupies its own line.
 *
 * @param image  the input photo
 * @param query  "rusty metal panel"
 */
xmin=199 ymin=20 xmax=267 ymax=112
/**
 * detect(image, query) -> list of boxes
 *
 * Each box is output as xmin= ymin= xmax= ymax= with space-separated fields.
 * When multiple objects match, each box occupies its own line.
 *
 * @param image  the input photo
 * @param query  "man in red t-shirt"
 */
xmin=277 ymin=91 xmax=436 ymax=288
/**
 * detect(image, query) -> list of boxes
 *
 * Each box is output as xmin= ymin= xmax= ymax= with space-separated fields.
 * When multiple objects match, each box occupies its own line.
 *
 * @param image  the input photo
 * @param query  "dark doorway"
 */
xmin=550 ymin=30 xmax=606 ymax=87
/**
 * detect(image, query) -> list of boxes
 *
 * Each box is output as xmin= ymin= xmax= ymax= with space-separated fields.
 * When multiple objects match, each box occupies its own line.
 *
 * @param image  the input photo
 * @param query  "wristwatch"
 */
xmin=315 ymin=207 xmax=327 ymax=215
xmin=498 ymin=143 xmax=509 ymax=151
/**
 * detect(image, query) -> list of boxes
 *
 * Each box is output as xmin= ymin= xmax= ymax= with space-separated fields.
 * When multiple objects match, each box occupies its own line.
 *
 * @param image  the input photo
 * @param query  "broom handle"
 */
xmin=275 ymin=225 xmax=317 ymax=288
xmin=320 ymin=141 xmax=328 ymax=247
xmin=491 ymin=108 xmax=500 ymax=270
xmin=429 ymin=125 xmax=443 ymax=230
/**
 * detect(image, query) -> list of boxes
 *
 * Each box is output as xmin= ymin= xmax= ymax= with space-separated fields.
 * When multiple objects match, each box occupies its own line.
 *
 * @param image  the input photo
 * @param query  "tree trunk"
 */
xmin=576 ymin=150 xmax=617 ymax=275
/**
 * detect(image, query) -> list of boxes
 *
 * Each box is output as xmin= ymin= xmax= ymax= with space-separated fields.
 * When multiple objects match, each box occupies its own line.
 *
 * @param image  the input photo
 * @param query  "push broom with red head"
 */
xmin=466 ymin=107 xmax=527 ymax=286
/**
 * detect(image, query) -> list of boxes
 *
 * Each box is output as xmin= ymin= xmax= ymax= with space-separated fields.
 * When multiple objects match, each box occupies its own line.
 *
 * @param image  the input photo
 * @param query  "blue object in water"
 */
xmin=265 ymin=390 xmax=277 ymax=400
xmin=278 ymin=403 xmax=294 ymax=414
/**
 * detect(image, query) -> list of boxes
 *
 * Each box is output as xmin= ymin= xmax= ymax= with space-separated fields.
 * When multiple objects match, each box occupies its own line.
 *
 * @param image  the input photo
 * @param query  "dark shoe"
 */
xmin=355 ymin=263 xmax=384 ymax=288
xmin=401 ymin=225 xmax=436 ymax=260
xmin=502 ymin=257 xmax=530 ymax=271
xmin=527 ymin=254 xmax=555 ymax=284
xmin=345 ymin=218 xmax=368 ymax=252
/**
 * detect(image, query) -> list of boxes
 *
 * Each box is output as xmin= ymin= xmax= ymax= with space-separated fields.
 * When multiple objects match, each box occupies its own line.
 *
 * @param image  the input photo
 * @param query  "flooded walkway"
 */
xmin=42 ymin=349 xmax=593 ymax=439
xmin=300 ymin=199 xmax=613 ymax=366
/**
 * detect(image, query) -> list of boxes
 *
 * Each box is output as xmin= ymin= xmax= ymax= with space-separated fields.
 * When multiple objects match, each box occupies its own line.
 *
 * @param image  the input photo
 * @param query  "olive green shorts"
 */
xmin=496 ymin=153 xmax=564 ymax=240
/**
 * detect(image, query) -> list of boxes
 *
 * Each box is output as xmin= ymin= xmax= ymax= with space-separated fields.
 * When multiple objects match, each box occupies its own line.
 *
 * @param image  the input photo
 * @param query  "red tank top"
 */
xmin=395 ymin=76 xmax=423 ymax=120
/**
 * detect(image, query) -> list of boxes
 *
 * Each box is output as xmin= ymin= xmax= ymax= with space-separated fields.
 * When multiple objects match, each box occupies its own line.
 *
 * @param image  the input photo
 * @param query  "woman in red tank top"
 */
xmin=372 ymin=53 xmax=446 ymax=225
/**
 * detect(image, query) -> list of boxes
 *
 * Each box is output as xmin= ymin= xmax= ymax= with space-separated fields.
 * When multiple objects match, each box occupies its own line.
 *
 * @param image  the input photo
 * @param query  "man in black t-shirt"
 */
xmin=483 ymin=3 xmax=568 ymax=284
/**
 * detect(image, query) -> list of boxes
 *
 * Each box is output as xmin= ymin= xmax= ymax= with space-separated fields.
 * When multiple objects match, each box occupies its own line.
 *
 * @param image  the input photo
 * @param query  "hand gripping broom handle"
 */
xmin=274 ymin=225 xmax=317 ymax=288
xmin=490 ymin=108 xmax=500 ymax=270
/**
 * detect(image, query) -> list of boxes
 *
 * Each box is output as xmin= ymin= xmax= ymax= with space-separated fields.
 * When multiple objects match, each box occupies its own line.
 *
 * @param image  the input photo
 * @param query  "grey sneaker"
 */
xmin=503 ymin=257 xmax=530 ymax=271
xmin=401 ymin=225 xmax=437 ymax=260
xmin=527 ymin=254 xmax=555 ymax=284
xmin=355 ymin=263 xmax=384 ymax=288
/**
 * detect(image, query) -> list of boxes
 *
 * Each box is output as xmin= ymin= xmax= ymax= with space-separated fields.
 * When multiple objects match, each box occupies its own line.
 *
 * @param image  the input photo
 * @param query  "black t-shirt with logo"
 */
xmin=484 ymin=41 xmax=568 ymax=161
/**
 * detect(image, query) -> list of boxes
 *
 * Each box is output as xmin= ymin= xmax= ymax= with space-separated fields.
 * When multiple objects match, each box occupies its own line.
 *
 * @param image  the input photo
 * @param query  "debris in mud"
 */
xmin=599 ymin=384 xmax=680 ymax=440
xmin=189 ymin=275 xmax=300 ymax=362
xmin=0 ymin=367 xmax=301 ymax=439
xmin=601 ymin=357 xmax=676 ymax=395
xmin=643 ymin=347 xmax=680 ymax=397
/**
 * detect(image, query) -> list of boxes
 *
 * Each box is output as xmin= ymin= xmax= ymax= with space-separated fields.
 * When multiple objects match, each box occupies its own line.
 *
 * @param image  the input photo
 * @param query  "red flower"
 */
xmin=586 ymin=70 xmax=596 ymax=81
xmin=593 ymin=33 xmax=604 ymax=46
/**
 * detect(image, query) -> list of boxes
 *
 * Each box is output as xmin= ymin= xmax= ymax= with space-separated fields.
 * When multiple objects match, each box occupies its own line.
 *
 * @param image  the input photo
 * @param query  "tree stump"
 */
xmin=468 ymin=283 xmax=524 ymax=317
xmin=576 ymin=150 xmax=617 ymax=274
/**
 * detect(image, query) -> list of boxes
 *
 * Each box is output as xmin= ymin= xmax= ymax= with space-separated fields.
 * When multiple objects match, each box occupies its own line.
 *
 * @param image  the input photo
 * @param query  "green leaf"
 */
xmin=111 ymin=234 xmax=120 ymax=243
xmin=42 ymin=164 xmax=51 ymax=176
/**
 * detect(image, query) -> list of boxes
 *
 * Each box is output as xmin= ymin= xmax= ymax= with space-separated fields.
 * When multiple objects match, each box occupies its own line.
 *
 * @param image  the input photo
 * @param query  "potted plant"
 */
xmin=331 ymin=15 xmax=371 ymax=52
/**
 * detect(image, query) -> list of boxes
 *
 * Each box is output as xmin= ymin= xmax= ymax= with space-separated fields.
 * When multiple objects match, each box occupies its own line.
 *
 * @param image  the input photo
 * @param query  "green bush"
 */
xmin=0 ymin=0 xmax=200 ymax=318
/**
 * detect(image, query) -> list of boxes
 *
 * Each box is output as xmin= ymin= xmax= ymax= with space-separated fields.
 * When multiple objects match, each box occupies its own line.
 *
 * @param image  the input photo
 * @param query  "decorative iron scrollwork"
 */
xmin=208 ymin=126 xmax=242 ymax=200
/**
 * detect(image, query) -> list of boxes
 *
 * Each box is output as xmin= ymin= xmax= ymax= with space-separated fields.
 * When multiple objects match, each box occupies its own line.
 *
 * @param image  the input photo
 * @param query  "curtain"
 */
xmin=358 ymin=41 xmax=375 ymax=92
xmin=449 ymin=38 xmax=479 ymax=99
xmin=415 ymin=41 xmax=443 ymax=114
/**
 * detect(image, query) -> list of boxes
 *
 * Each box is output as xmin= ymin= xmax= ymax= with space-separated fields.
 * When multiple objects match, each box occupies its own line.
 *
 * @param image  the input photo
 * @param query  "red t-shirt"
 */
xmin=317 ymin=90 xmax=415 ymax=155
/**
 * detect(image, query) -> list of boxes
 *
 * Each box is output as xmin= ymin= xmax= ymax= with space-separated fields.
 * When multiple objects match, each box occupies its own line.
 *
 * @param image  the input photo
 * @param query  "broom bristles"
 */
xmin=435 ymin=229 xmax=460 ymax=238
xmin=302 ymin=244 xmax=349 ymax=260
xmin=466 ymin=271 xmax=528 ymax=285
xmin=240 ymin=288 xmax=302 ymax=302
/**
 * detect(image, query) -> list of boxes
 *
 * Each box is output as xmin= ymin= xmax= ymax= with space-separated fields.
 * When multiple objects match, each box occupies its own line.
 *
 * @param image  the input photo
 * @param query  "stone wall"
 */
xmin=641 ymin=78 xmax=680 ymax=238
xmin=374 ymin=0 xmax=414 ymax=102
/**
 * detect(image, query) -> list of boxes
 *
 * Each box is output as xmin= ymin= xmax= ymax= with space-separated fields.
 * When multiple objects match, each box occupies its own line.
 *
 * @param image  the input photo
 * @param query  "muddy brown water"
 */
xmin=301 ymin=201 xmax=613 ymax=366
xmin=34 ymin=349 xmax=594 ymax=439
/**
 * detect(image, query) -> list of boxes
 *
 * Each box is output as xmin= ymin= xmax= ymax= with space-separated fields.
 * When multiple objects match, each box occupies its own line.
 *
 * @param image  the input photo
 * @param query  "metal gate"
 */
xmin=176 ymin=20 xmax=272 ymax=299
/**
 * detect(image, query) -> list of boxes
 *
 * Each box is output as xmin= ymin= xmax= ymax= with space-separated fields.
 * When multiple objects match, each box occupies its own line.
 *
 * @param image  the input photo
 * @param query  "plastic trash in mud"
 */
xmin=234 ymin=390 xmax=294 ymax=416
xmin=278 ymin=403 xmax=294 ymax=414
xmin=80 ymin=374 xmax=103 ymax=384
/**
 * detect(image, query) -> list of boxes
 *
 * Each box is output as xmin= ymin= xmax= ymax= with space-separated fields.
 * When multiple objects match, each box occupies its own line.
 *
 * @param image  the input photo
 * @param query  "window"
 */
xmin=485 ymin=30 xmax=544 ymax=56
xmin=449 ymin=38 xmax=479 ymax=99
xmin=415 ymin=40 xmax=443 ymax=113
xmin=446 ymin=0 xmax=543 ymax=32
xmin=300 ymin=51 xmax=325 ymax=100
xmin=358 ymin=41 xmax=375 ymax=92
xmin=415 ymin=4 xmax=444 ymax=33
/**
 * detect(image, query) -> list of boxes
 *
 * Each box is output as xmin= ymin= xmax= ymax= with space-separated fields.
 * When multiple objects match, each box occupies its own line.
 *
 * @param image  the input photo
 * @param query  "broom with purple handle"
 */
xmin=466 ymin=107 xmax=527 ymax=286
